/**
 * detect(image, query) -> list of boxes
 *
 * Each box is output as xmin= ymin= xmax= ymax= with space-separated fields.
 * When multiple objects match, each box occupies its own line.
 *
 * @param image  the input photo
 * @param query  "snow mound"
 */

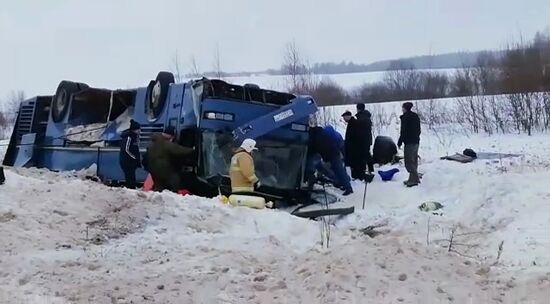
xmin=1 ymin=166 xmax=549 ymax=303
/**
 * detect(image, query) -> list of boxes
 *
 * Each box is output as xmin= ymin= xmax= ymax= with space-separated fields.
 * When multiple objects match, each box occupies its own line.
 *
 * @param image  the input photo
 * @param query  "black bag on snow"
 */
xmin=373 ymin=136 xmax=398 ymax=165
xmin=463 ymin=148 xmax=477 ymax=158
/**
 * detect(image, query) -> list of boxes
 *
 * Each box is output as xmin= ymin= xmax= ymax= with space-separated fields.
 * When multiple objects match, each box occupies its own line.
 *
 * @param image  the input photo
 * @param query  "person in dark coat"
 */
xmin=343 ymin=111 xmax=359 ymax=169
xmin=308 ymin=125 xmax=353 ymax=196
xmin=398 ymin=102 xmax=421 ymax=187
xmin=343 ymin=108 xmax=373 ymax=181
xmin=146 ymin=128 xmax=194 ymax=192
xmin=355 ymin=103 xmax=375 ymax=174
xmin=119 ymin=119 xmax=141 ymax=189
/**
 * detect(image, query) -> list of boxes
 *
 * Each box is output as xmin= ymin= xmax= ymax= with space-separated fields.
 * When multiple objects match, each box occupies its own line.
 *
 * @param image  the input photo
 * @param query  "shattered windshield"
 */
xmin=201 ymin=132 xmax=306 ymax=189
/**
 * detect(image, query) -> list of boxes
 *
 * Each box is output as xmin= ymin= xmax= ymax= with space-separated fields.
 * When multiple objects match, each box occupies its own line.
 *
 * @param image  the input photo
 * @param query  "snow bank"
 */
xmin=1 ymin=96 xmax=550 ymax=302
xmin=1 ymin=158 xmax=549 ymax=303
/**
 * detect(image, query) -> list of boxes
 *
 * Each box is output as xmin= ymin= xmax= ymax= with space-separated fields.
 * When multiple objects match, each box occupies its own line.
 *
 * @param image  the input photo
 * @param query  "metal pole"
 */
xmin=362 ymin=180 xmax=368 ymax=210
xmin=96 ymin=147 xmax=100 ymax=177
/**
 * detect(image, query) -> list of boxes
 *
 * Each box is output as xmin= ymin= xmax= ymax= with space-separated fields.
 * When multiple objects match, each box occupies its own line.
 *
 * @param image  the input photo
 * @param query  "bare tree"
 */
xmin=282 ymin=41 xmax=318 ymax=95
xmin=4 ymin=90 xmax=25 ymax=123
xmin=311 ymin=78 xmax=345 ymax=106
xmin=188 ymin=55 xmax=201 ymax=78
xmin=171 ymin=50 xmax=185 ymax=83
xmin=213 ymin=44 xmax=223 ymax=79
xmin=283 ymin=41 xmax=303 ymax=90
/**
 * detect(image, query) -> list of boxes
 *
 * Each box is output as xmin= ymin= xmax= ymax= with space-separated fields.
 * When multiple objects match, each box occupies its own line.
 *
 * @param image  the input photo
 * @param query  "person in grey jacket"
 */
xmin=398 ymin=102 xmax=421 ymax=187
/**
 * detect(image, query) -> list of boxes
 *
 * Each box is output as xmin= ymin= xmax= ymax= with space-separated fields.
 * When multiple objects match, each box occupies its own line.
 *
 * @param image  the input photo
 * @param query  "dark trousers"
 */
xmin=351 ymin=149 xmax=374 ymax=180
xmin=404 ymin=144 xmax=420 ymax=184
xmin=305 ymin=154 xmax=337 ymax=188
xmin=366 ymin=150 xmax=375 ymax=172
xmin=152 ymin=173 xmax=181 ymax=192
xmin=121 ymin=165 xmax=137 ymax=189
xmin=0 ymin=166 xmax=5 ymax=185
xmin=328 ymin=156 xmax=352 ymax=191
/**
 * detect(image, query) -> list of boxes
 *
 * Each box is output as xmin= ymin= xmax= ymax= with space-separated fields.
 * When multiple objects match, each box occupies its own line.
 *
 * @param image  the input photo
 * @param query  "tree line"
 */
xmin=282 ymin=30 xmax=550 ymax=107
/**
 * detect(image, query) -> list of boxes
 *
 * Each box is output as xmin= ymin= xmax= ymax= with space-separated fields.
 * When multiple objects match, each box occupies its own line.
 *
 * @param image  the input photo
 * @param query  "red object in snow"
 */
xmin=177 ymin=189 xmax=191 ymax=196
xmin=143 ymin=174 xmax=154 ymax=191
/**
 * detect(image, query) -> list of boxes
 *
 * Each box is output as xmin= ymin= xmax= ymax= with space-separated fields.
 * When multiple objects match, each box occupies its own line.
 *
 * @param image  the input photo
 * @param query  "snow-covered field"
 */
xmin=0 ymin=140 xmax=7 ymax=160
xmin=1 ymin=100 xmax=550 ymax=303
xmin=225 ymin=68 xmax=457 ymax=92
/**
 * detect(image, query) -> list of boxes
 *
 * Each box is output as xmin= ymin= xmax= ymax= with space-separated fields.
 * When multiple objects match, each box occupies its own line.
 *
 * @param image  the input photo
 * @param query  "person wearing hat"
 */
xmin=146 ymin=126 xmax=194 ymax=192
xmin=398 ymin=102 xmax=421 ymax=187
xmin=230 ymin=138 xmax=260 ymax=193
xmin=119 ymin=119 xmax=141 ymax=189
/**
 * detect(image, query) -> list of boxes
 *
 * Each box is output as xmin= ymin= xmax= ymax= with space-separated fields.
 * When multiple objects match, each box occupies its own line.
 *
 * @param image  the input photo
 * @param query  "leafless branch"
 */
xmin=426 ymin=217 xmax=431 ymax=246
xmin=171 ymin=50 xmax=184 ymax=83
xmin=189 ymin=55 xmax=201 ymax=78
xmin=493 ymin=241 xmax=504 ymax=266
xmin=213 ymin=43 xmax=223 ymax=79
xmin=448 ymin=226 xmax=457 ymax=252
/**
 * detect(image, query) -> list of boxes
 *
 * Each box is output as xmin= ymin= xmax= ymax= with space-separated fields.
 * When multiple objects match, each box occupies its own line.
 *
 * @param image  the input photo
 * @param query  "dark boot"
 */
xmin=342 ymin=188 xmax=354 ymax=196
xmin=0 ymin=167 xmax=5 ymax=185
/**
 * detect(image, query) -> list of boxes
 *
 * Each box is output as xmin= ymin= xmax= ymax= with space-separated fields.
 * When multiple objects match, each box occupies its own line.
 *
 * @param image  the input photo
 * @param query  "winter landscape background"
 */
xmin=2 ymin=1 xmax=550 ymax=302
xmin=2 ymin=88 xmax=550 ymax=302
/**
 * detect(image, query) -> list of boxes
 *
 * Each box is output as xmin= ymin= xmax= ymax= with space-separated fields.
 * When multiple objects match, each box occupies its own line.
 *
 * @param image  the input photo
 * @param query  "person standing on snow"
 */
xmin=355 ymin=103 xmax=375 ymax=175
xmin=146 ymin=127 xmax=194 ymax=192
xmin=398 ymin=102 xmax=421 ymax=187
xmin=342 ymin=110 xmax=358 ymax=172
xmin=343 ymin=109 xmax=371 ymax=181
xmin=309 ymin=125 xmax=353 ymax=196
xmin=230 ymin=138 xmax=260 ymax=193
xmin=119 ymin=120 xmax=141 ymax=189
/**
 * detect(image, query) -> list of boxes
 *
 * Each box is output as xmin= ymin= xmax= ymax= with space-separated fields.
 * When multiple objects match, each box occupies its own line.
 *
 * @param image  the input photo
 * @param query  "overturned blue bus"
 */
xmin=3 ymin=72 xmax=355 ymax=216
xmin=4 ymin=73 xmax=328 ymax=196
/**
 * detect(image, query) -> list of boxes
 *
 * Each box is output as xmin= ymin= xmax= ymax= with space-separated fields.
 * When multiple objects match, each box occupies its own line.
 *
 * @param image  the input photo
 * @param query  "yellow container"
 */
xmin=228 ymin=195 xmax=273 ymax=209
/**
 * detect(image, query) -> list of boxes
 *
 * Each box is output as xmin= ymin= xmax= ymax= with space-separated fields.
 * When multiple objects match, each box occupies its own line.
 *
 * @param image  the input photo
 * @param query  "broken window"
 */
xmin=200 ymin=131 xmax=306 ymax=190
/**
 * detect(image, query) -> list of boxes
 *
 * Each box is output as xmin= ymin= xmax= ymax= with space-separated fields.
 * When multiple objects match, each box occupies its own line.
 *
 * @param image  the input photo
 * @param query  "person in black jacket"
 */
xmin=398 ymin=102 xmax=421 ymax=187
xmin=343 ymin=111 xmax=360 ymax=176
xmin=119 ymin=120 xmax=141 ymax=189
xmin=355 ymin=103 xmax=375 ymax=174
xmin=343 ymin=106 xmax=374 ymax=181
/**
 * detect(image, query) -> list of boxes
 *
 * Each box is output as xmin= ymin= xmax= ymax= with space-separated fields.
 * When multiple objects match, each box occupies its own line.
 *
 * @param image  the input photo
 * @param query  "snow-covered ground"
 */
xmin=225 ymin=68 xmax=457 ymax=92
xmin=1 ymin=101 xmax=550 ymax=303
xmin=0 ymin=140 xmax=8 ymax=159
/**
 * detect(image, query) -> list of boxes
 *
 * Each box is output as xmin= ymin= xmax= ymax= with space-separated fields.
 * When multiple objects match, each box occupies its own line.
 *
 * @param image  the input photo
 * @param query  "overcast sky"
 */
xmin=1 ymin=0 xmax=550 ymax=99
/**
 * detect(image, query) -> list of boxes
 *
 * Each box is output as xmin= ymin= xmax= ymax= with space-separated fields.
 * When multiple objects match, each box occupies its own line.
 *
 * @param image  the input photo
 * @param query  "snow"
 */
xmin=0 ymin=139 xmax=8 ymax=160
xmin=225 ymin=69 xmax=458 ymax=92
xmin=65 ymin=123 xmax=107 ymax=142
xmin=1 ymin=98 xmax=550 ymax=303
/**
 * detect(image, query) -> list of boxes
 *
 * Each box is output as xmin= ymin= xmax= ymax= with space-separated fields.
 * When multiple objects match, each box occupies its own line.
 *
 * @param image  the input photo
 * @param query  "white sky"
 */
xmin=1 ymin=0 xmax=550 ymax=99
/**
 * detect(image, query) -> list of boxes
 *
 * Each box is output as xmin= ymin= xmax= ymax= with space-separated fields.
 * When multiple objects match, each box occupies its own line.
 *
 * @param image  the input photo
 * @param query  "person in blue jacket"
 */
xmin=308 ymin=124 xmax=353 ymax=196
xmin=323 ymin=124 xmax=344 ymax=153
xmin=119 ymin=120 xmax=141 ymax=189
